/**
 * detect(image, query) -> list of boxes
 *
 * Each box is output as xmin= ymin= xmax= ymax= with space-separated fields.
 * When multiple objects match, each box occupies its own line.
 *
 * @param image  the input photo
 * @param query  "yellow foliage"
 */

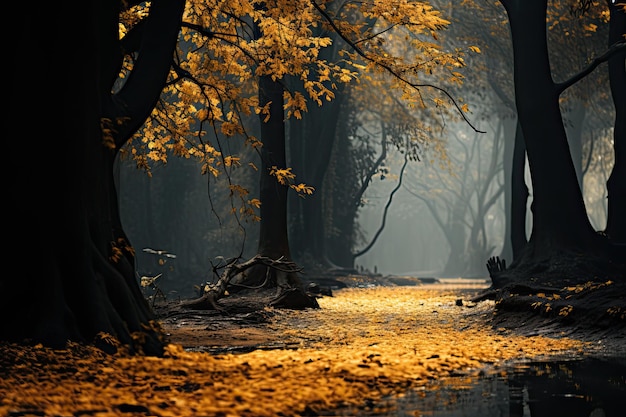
xmin=291 ymin=183 xmax=315 ymax=196
xmin=269 ymin=166 xmax=296 ymax=185
xmin=223 ymin=156 xmax=241 ymax=167
xmin=115 ymin=0 xmax=469 ymax=221
xmin=558 ymin=305 xmax=573 ymax=317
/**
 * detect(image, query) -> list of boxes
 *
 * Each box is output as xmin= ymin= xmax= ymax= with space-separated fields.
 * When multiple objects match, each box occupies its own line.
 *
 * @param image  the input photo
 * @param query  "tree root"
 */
xmin=180 ymin=293 xmax=224 ymax=312
xmin=270 ymin=288 xmax=320 ymax=309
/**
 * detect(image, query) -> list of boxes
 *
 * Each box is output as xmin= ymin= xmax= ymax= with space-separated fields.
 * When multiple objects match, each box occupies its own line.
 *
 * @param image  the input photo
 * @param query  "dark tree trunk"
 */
xmin=238 ymin=73 xmax=317 ymax=308
xmin=256 ymin=75 xmax=295 ymax=271
xmin=289 ymin=92 xmax=345 ymax=267
xmin=489 ymin=0 xmax=624 ymax=288
xmin=1 ymin=0 xmax=185 ymax=355
xmin=503 ymin=0 xmax=597 ymax=253
xmin=510 ymin=120 xmax=529 ymax=260
xmin=202 ymin=17 xmax=320 ymax=311
xmin=324 ymin=116 xmax=359 ymax=268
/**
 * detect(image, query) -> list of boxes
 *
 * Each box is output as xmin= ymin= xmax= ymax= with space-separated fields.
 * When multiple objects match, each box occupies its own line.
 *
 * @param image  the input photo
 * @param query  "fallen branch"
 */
xmin=181 ymin=255 xmax=303 ymax=310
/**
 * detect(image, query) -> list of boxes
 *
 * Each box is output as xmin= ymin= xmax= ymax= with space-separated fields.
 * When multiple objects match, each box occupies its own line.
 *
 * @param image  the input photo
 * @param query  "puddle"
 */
xmin=333 ymin=356 xmax=626 ymax=416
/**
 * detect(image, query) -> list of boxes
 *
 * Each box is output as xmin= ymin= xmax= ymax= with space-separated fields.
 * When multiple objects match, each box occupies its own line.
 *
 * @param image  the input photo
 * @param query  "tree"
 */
xmin=0 ymin=0 xmax=482 ymax=352
xmin=184 ymin=17 xmax=321 ymax=310
xmin=488 ymin=0 xmax=625 ymax=288
xmin=2 ymin=0 xmax=186 ymax=354
xmin=445 ymin=0 xmax=616 ymax=264
xmin=132 ymin=0 xmax=474 ymax=295
xmin=288 ymin=1 xmax=477 ymax=272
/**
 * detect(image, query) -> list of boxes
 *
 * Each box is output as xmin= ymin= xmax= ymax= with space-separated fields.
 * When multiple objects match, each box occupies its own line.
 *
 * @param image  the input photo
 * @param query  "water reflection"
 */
xmin=339 ymin=357 xmax=626 ymax=416
xmin=506 ymin=357 xmax=626 ymax=417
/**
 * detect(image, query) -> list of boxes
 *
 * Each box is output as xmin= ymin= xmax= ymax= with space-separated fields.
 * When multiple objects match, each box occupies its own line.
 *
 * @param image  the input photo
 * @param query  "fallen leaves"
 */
xmin=0 ymin=285 xmax=594 ymax=416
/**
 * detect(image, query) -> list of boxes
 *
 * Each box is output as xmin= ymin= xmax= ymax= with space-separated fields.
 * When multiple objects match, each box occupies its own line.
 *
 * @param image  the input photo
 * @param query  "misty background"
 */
xmin=116 ymin=2 xmax=614 ymax=297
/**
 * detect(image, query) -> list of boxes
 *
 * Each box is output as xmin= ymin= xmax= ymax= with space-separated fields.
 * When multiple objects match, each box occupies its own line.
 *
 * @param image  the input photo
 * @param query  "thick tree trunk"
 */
xmin=257 ymin=76 xmax=293 ymax=267
xmin=479 ymin=0 xmax=626 ymax=295
xmin=1 ymin=0 xmax=185 ymax=355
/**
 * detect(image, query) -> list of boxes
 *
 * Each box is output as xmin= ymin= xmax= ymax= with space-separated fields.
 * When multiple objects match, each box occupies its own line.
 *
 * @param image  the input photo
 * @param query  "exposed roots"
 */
xmin=181 ymin=255 xmax=319 ymax=311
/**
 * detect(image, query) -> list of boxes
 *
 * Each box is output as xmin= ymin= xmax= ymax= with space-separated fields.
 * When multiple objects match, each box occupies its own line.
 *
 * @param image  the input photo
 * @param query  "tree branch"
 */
xmin=556 ymin=40 xmax=626 ymax=94
xmin=311 ymin=0 xmax=485 ymax=133
xmin=354 ymin=151 xmax=409 ymax=258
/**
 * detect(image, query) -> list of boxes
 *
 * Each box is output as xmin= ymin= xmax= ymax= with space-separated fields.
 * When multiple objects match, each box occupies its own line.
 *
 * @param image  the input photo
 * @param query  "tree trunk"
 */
xmin=502 ymin=0 xmax=598 ymax=261
xmin=510 ymin=120 xmax=529 ymax=260
xmin=233 ymin=73 xmax=318 ymax=308
xmin=289 ymin=92 xmax=345 ymax=266
xmin=1 ymin=0 xmax=186 ymax=355
xmin=499 ymin=117 xmax=517 ymax=264
xmin=256 ymin=75 xmax=295 ymax=272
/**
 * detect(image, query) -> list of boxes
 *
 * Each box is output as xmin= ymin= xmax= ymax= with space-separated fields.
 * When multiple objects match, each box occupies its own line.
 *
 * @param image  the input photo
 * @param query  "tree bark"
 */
xmin=1 ymin=0 xmax=185 ymax=355
xmin=288 ymin=88 xmax=345 ymax=266
xmin=257 ymin=75 xmax=293 ymax=268
xmin=244 ymin=74 xmax=318 ymax=308
xmin=510 ymin=120 xmax=529 ymax=260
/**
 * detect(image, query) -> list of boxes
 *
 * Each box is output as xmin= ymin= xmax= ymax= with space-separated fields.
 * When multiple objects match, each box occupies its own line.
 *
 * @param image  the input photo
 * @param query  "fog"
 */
xmin=356 ymin=182 xmax=480 ymax=277
xmin=357 ymin=202 xmax=451 ymax=277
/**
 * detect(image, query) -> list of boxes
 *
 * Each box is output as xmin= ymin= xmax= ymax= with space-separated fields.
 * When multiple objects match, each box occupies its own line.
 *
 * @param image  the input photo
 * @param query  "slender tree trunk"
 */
xmin=510 ymin=120 xmax=529 ymax=260
xmin=257 ymin=75 xmax=293 ymax=265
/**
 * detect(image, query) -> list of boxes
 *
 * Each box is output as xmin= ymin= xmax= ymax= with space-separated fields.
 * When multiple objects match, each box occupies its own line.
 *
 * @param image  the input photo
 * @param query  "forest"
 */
xmin=1 ymin=0 xmax=625 ymax=415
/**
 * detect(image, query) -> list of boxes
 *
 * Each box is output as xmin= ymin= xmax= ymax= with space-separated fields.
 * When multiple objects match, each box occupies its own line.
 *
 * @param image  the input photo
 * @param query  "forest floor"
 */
xmin=1 ymin=275 xmax=625 ymax=417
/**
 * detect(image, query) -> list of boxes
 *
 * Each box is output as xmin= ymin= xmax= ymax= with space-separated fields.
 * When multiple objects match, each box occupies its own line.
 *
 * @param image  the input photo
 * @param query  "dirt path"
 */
xmin=156 ymin=278 xmax=626 ymax=356
xmin=155 ymin=280 xmax=493 ymax=353
xmin=2 ymin=281 xmax=624 ymax=417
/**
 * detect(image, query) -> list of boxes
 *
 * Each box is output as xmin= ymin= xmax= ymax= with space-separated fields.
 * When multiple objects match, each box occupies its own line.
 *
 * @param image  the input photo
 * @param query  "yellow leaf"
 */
xmin=583 ymin=23 xmax=597 ymax=32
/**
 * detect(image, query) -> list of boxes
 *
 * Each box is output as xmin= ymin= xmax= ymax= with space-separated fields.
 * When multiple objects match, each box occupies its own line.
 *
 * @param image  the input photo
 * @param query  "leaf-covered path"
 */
xmin=1 ymin=283 xmax=619 ymax=416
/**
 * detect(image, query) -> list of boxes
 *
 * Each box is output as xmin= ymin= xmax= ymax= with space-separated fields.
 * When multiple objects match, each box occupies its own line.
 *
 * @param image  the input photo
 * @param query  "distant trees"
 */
xmin=403 ymin=123 xmax=507 ymax=277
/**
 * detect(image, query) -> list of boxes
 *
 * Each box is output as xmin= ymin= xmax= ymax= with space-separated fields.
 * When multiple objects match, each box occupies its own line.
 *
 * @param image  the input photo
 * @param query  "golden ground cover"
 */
xmin=0 ymin=285 xmax=597 ymax=416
